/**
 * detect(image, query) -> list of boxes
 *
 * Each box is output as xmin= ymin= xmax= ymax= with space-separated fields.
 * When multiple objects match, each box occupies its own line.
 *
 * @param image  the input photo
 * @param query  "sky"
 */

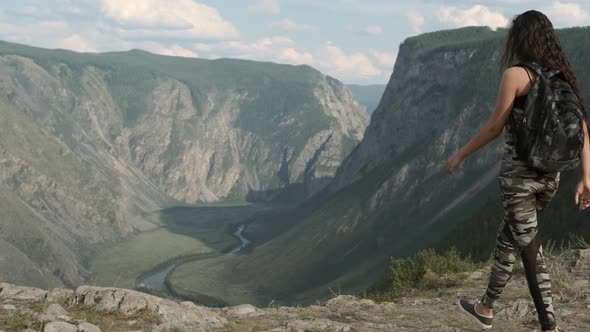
xmin=0 ymin=1 xmax=588 ymax=84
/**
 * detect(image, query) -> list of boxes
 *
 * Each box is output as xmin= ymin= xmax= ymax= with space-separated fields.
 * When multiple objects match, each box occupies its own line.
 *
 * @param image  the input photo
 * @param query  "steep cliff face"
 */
xmin=175 ymin=27 xmax=590 ymax=305
xmin=330 ymin=26 xmax=590 ymax=249
xmin=333 ymin=28 xmax=501 ymax=191
xmin=0 ymin=43 xmax=368 ymax=288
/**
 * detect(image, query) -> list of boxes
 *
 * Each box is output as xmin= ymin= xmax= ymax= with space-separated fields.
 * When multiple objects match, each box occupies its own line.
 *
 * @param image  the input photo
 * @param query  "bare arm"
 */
xmin=456 ymin=71 xmax=516 ymax=159
xmin=446 ymin=68 xmax=521 ymax=172
xmin=575 ymin=117 xmax=590 ymax=209
xmin=579 ymin=118 xmax=590 ymax=179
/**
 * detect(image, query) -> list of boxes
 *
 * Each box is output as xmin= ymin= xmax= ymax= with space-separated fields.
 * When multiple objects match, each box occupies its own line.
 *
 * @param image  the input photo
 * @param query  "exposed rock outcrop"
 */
xmin=0 ymin=283 xmax=227 ymax=331
xmin=2 ymin=249 xmax=590 ymax=332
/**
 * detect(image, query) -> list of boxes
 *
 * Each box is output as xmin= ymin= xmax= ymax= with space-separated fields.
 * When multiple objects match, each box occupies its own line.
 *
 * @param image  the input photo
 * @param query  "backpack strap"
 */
xmin=545 ymin=68 xmax=562 ymax=79
xmin=516 ymin=61 xmax=543 ymax=77
xmin=514 ymin=65 xmax=534 ymax=84
xmin=518 ymin=61 xmax=563 ymax=79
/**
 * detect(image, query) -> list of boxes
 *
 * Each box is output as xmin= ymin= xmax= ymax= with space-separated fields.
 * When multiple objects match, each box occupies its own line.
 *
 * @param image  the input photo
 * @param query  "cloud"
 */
xmin=276 ymin=47 xmax=313 ymax=64
xmin=248 ymin=0 xmax=280 ymax=15
xmin=55 ymin=34 xmax=97 ymax=52
xmin=0 ymin=19 xmax=74 ymax=46
xmin=361 ymin=25 xmax=384 ymax=36
xmin=337 ymin=1 xmax=403 ymax=15
xmin=191 ymin=36 xmax=302 ymax=64
xmin=100 ymin=0 xmax=239 ymax=40
xmin=154 ymin=44 xmax=199 ymax=58
xmin=314 ymin=43 xmax=382 ymax=82
xmin=7 ymin=0 xmax=94 ymax=20
xmin=0 ymin=1 xmax=400 ymax=83
xmin=202 ymin=36 xmax=295 ymax=59
xmin=543 ymin=1 xmax=590 ymax=27
xmin=271 ymin=19 xmax=316 ymax=32
xmin=195 ymin=37 xmax=389 ymax=83
xmin=369 ymin=49 xmax=397 ymax=68
xmin=193 ymin=43 xmax=212 ymax=52
xmin=437 ymin=5 xmax=509 ymax=30
xmin=407 ymin=11 xmax=425 ymax=33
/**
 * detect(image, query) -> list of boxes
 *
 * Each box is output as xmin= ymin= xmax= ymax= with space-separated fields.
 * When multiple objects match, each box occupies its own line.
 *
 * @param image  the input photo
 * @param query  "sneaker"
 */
xmin=457 ymin=299 xmax=493 ymax=330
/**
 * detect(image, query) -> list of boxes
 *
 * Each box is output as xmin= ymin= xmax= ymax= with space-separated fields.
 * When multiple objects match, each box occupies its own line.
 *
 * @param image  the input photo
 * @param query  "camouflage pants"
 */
xmin=481 ymin=176 xmax=560 ymax=331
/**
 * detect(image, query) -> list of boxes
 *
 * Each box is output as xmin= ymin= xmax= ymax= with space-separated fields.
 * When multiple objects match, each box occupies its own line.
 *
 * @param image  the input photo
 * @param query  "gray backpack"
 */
xmin=511 ymin=62 xmax=585 ymax=172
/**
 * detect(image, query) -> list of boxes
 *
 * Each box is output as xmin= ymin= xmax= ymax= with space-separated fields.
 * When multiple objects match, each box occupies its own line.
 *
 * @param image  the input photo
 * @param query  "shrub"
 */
xmin=368 ymin=247 xmax=478 ymax=300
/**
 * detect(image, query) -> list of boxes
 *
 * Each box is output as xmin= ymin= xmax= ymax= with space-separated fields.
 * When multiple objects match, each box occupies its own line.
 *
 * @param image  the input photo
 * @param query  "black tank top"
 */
xmin=514 ymin=94 xmax=526 ymax=109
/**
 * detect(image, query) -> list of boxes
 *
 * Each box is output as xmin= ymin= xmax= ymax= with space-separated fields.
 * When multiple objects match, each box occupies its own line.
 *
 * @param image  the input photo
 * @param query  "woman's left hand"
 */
xmin=575 ymin=176 xmax=590 ymax=210
xmin=446 ymin=153 xmax=464 ymax=174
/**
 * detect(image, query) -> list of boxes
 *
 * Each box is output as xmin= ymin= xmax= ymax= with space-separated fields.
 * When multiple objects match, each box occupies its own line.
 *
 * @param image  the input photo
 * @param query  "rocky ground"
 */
xmin=2 ymin=249 xmax=590 ymax=332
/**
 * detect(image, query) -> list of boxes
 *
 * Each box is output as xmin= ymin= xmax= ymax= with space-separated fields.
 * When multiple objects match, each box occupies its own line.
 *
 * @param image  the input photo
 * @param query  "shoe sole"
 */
xmin=456 ymin=299 xmax=493 ymax=330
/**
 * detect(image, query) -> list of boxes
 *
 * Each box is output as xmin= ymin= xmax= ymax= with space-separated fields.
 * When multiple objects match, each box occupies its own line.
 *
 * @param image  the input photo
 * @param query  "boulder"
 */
xmin=496 ymin=299 xmax=535 ymax=319
xmin=69 ymin=286 xmax=227 ymax=331
xmin=0 ymin=303 xmax=16 ymax=311
xmin=46 ymin=288 xmax=74 ymax=303
xmin=44 ymin=322 xmax=77 ymax=332
xmin=468 ymin=270 xmax=485 ymax=280
xmin=326 ymin=295 xmax=359 ymax=308
xmin=41 ymin=303 xmax=71 ymax=322
xmin=224 ymin=304 xmax=257 ymax=317
xmin=0 ymin=283 xmax=47 ymax=302
xmin=579 ymin=249 xmax=590 ymax=260
xmin=78 ymin=322 xmax=102 ymax=332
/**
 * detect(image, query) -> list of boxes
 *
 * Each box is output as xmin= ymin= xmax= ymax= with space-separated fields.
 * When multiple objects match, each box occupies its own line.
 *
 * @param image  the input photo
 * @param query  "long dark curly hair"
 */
xmin=500 ymin=10 xmax=586 ymax=115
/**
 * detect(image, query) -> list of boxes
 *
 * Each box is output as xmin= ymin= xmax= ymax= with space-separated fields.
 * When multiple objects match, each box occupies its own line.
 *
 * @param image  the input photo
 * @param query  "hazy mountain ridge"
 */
xmin=0 ymin=42 xmax=368 ymax=289
xmin=346 ymin=84 xmax=386 ymax=113
xmin=168 ymin=26 xmax=590 ymax=306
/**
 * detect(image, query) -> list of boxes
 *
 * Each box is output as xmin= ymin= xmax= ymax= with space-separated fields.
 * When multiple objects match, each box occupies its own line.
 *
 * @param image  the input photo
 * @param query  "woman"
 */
xmin=446 ymin=10 xmax=590 ymax=332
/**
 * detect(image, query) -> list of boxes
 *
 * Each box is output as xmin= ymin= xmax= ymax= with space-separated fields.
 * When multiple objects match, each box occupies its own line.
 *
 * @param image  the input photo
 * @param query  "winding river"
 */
xmin=136 ymin=224 xmax=251 ymax=295
xmin=229 ymin=224 xmax=251 ymax=254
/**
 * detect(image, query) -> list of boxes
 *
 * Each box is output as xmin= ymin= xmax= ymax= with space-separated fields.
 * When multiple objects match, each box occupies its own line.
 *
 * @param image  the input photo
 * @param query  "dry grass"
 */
xmin=543 ymin=236 xmax=590 ymax=303
xmin=66 ymin=305 xmax=161 ymax=332
xmin=1 ymin=297 xmax=162 ymax=332
xmin=0 ymin=311 xmax=42 ymax=331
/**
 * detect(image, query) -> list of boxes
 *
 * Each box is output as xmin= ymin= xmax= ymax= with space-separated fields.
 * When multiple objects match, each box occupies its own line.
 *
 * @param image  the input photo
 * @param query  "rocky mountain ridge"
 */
xmin=0 ymin=41 xmax=368 ymax=290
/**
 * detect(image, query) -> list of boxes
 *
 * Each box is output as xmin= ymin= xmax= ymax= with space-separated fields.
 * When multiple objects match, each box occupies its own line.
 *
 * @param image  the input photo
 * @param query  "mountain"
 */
xmin=347 ymin=84 xmax=386 ymax=113
xmin=165 ymin=26 xmax=590 ymax=306
xmin=0 ymin=41 xmax=369 ymax=289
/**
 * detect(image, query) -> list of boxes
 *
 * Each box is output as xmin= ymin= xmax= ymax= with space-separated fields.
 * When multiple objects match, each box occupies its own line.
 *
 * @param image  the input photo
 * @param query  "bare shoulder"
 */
xmin=502 ymin=66 xmax=528 ymax=80
xmin=502 ymin=66 xmax=535 ymax=95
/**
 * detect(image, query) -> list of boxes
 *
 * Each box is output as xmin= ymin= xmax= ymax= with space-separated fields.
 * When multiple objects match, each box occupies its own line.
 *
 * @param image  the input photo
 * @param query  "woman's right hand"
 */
xmin=446 ymin=153 xmax=465 ymax=174
xmin=575 ymin=177 xmax=590 ymax=210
